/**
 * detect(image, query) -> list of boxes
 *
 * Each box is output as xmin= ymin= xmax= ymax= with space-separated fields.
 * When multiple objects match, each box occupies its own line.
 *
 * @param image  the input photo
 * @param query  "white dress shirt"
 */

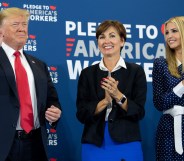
xmin=2 ymin=42 xmax=40 ymax=130
xmin=99 ymin=56 xmax=127 ymax=121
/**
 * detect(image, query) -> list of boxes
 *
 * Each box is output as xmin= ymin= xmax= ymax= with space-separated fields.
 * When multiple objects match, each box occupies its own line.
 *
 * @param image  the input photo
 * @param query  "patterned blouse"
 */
xmin=153 ymin=57 xmax=184 ymax=160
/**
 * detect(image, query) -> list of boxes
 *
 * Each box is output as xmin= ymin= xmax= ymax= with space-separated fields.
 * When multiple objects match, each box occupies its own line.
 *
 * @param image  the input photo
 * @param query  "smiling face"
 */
xmin=165 ymin=22 xmax=181 ymax=51
xmin=97 ymin=26 xmax=124 ymax=57
xmin=2 ymin=15 xmax=28 ymax=50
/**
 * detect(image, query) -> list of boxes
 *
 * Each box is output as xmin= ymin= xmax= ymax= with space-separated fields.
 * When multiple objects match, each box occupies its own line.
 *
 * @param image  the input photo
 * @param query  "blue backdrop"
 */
xmin=1 ymin=1 xmax=184 ymax=161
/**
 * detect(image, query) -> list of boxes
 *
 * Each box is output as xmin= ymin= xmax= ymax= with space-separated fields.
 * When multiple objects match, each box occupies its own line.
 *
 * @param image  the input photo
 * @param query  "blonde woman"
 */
xmin=153 ymin=16 xmax=184 ymax=160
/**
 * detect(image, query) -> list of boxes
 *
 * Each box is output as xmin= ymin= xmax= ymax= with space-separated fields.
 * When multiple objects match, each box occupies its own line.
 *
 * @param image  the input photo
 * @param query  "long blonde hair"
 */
xmin=165 ymin=16 xmax=184 ymax=78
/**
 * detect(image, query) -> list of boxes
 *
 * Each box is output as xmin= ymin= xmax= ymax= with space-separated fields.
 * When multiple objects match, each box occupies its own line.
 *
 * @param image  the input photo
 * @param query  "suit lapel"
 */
xmin=24 ymin=53 xmax=44 ymax=112
xmin=0 ymin=47 xmax=18 ymax=99
xmin=113 ymin=66 xmax=130 ymax=94
xmin=96 ymin=66 xmax=108 ymax=100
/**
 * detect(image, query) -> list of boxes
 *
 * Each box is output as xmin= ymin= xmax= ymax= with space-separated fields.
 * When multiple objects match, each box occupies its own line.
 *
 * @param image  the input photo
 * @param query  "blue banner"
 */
xmin=1 ymin=0 xmax=184 ymax=160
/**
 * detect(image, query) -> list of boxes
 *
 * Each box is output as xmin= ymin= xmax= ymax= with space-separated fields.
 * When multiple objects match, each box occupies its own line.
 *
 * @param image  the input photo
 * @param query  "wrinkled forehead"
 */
xmin=3 ymin=15 xmax=28 ymax=25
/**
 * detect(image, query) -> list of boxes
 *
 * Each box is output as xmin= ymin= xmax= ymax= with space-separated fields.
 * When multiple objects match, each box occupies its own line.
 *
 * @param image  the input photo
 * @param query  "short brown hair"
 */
xmin=96 ymin=20 xmax=127 ymax=41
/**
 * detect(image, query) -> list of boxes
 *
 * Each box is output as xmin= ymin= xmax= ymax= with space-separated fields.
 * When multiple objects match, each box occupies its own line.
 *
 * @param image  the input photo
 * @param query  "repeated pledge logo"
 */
xmin=48 ymin=66 xmax=59 ymax=84
xmin=23 ymin=4 xmax=57 ymax=22
xmin=24 ymin=34 xmax=37 ymax=52
xmin=47 ymin=128 xmax=58 ymax=146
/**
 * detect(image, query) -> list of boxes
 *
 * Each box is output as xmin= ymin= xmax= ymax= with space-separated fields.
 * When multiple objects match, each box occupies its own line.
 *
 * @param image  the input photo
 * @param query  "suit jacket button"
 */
xmin=12 ymin=124 xmax=16 ymax=128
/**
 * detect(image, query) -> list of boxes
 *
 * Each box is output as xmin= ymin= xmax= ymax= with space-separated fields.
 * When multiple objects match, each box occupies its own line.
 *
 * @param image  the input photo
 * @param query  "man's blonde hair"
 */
xmin=0 ymin=7 xmax=30 ymax=26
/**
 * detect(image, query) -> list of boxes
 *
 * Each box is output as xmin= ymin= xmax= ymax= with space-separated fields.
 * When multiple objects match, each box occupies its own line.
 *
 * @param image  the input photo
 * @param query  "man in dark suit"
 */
xmin=0 ymin=7 xmax=62 ymax=161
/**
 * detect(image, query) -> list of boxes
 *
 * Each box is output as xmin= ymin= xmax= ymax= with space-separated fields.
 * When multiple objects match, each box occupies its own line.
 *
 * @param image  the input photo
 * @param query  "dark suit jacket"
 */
xmin=0 ymin=47 xmax=61 ymax=161
xmin=76 ymin=62 xmax=147 ymax=146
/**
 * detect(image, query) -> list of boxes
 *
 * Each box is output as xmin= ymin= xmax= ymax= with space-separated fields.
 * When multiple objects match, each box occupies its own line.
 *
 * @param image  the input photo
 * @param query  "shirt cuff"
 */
xmin=173 ymin=81 xmax=184 ymax=98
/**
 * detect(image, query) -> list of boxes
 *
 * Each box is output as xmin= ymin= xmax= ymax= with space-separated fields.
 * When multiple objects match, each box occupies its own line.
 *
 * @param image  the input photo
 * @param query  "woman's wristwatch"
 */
xmin=117 ymin=95 xmax=127 ymax=105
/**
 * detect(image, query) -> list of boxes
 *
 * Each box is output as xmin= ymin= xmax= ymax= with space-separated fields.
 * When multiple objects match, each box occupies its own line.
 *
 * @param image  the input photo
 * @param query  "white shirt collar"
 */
xmin=99 ymin=56 xmax=127 ymax=72
xmin=2 ymin=42 xmax=23 ymax=57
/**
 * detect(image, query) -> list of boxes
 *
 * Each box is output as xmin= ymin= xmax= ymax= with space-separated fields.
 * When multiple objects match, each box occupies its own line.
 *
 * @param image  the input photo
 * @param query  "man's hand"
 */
xmin=45 ymin=105 xmax=62 ymax=123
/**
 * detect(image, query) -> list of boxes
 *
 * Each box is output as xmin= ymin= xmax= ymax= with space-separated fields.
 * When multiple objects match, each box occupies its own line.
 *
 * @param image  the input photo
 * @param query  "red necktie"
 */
xmin=14 ymin=51 xmax=34 ymax=133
